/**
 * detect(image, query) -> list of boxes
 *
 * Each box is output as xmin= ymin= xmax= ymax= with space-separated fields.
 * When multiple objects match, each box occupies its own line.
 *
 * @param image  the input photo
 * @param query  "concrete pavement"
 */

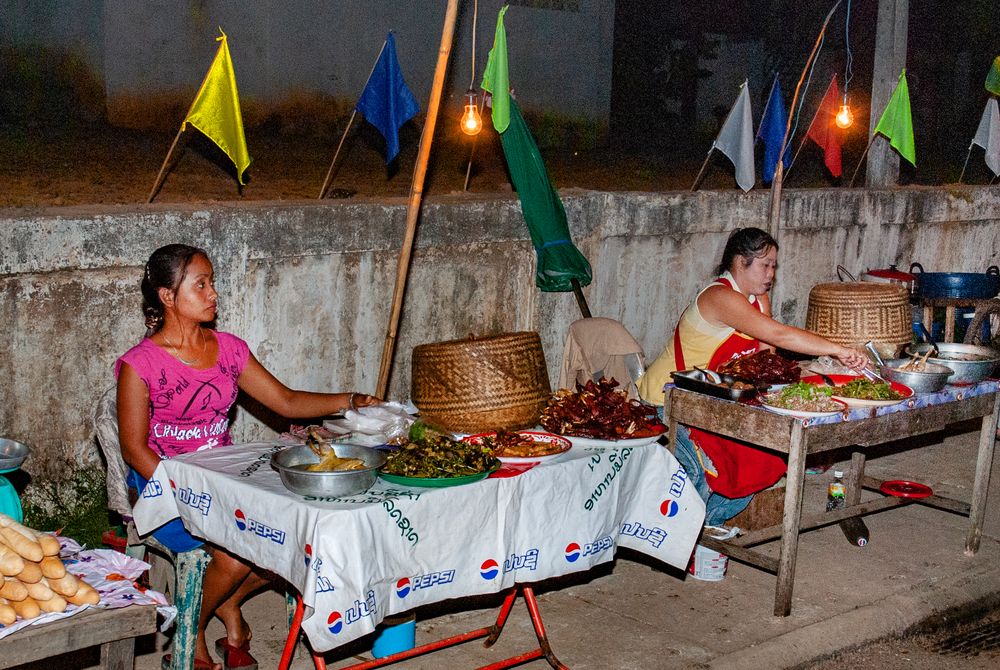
xmin=131 ymin=423 xmax=1000 ymax=669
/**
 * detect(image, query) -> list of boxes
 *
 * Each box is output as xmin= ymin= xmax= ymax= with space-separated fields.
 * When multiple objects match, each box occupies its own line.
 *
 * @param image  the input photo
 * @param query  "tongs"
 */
xmin=860 ymin=340 xmax=890 ymax=383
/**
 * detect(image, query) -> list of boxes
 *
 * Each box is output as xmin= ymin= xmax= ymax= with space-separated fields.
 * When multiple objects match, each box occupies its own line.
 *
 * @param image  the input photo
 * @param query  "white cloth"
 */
xmin=713 ymin=80 xmax=755 ymax=192
xmin=558 ymin=318 xmax=645 ymax=397
xmin=132 ymin=441 xmax=705 ymax=653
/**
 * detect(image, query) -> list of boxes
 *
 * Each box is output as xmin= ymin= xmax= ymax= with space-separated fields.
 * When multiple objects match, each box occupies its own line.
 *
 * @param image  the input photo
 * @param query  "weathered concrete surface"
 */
xmin=1 ymin=186 xmax=999 ymax=495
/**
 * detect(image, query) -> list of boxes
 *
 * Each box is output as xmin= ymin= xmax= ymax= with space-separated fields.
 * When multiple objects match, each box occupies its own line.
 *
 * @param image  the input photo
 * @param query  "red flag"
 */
xmin=805 ymin=75 xmax=843 ymax=177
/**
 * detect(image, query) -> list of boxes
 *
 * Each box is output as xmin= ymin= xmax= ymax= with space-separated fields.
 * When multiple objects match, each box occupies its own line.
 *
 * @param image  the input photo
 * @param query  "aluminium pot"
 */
xmin=837 ymin=264 xmax=916 ymax=294
xmin=909 ymin=263 xmax=1000 ymax=300
xmin=904 ymin=342 xmax=1000 ymax=384
xmin=271 ymin=444 xmax=387 ymax=497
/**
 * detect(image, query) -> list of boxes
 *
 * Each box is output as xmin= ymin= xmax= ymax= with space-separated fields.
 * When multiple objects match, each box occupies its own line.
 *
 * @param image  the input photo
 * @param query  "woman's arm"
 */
xmin=116 ymin=364 xmax=161 ymax=480
xmin=237 ymin=354 xmax=378 ymax=418
xmin=698 ymin=286 xmax=867 ymax=367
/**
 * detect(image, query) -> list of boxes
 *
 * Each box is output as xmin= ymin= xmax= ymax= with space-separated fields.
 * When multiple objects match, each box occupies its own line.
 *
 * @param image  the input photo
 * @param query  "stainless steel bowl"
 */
xmin=881 ymin=359 xmax=954 ymax=393
xmin=0 ymin=438 xmax=30 ymax=472
xmin=271 ymin=444 xmax=387 ymax=497
xmin=904 ymin=343 xmax=1000 ymax=384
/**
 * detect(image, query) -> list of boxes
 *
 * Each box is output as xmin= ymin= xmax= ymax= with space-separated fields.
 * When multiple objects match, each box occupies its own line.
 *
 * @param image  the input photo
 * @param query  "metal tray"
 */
xmin=670 ymin=369 xmax=760 ymax=401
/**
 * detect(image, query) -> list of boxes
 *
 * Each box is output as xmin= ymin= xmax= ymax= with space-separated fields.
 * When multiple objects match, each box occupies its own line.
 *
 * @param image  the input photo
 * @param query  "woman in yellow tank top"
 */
xmin=639 ymin=228 xmax=867 ymax=525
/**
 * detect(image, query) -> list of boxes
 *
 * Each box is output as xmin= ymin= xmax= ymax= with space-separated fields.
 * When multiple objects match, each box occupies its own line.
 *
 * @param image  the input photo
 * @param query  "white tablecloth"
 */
xmin=131 ymin=440 xmax=705 ymax=652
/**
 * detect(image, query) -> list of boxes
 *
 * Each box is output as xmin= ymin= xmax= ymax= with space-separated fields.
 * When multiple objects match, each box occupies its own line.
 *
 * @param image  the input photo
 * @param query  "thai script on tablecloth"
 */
xmin=176 ymin=485 xmax=212 ymax=515
xmin=584 ymin=447 xmax=634 ymax=510
xmin=141 ymin=479 xmax=164 ymax=498
xmin=669 ymin=466 xmax=688 ymax=498
xmin=345 ymin=589 xmax=377 ymax=625
xmin=305 ymin=488 xmax=423 ymax=504
xmin=503 ymin=548 xmax=539 ymax=573
xmin=620 ymin=521 xmax=668 ymax=548
xmin=382 ymin=497 xmax=419 ymax=545
xmin=238 ymin=445 xmax=284 ymax=478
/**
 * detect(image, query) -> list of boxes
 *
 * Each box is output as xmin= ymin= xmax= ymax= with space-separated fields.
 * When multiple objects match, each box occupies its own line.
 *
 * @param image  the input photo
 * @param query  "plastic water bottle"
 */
xmin=826 ymin=470 xmax=846 ymax=511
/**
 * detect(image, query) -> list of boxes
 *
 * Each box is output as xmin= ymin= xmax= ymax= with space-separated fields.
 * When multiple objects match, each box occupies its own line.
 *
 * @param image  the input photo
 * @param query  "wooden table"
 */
xmin=918 ymin=296 xmax=992 ymax=343
xmin=0 ymin=605 xmax=157 ymax=669
xmin=666 ymin=383 xmax=1000 ymax=617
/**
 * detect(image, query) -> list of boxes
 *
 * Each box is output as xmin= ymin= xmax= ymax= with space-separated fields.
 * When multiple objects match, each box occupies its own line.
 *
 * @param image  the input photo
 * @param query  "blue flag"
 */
xmin=355 ymin=32 xmax=420 ymax=163
xmin=756 ymin=75 xmax=791 ymax=183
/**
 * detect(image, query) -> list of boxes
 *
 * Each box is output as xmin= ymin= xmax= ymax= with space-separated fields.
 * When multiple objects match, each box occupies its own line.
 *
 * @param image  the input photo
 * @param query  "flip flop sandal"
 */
xmin=161 ymin=654 xmax=220 ymax=670
xmin=214 ymin=638 xmax=259 ymax=670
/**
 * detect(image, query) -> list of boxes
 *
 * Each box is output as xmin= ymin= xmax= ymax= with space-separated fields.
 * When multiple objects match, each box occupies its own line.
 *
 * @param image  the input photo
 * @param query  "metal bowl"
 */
xmin=904 ymin=343 xmax=1000 ymax=384
xmin=881 ymin=359 xmax=954 ymax=393
xmin=271 ymin=444 xmax=387 ymax=497
xmin=0 ymin=438 xmax=30 ymax=472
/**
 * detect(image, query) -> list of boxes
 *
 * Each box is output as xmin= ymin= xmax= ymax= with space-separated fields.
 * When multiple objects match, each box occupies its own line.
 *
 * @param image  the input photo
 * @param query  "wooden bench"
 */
xmin=0 ymin=605 xmax=157 ymax=670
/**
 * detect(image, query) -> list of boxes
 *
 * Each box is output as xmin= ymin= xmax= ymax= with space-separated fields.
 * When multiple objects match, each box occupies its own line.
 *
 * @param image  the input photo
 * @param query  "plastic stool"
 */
xmin=371 ymin=614 xmax=416 ymax=658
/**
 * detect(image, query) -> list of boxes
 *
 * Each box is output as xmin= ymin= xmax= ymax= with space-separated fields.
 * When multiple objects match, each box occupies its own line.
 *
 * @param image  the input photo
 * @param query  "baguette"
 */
xmin=39 ymin=555 xmax=66 ymax=579
xmin=8 ymin=594 xmax=40 ymax=620
xmin=0 ymin=598 xmax=15 ymax=625
xmin=0 ymin=526 xmax=43 ymax=562
xmin=36 ymin=592 xmax=67 ymax=613
xmin=0 ymin=577 xmax=28 ymax=601
xmin=24 ymin=580 xmax=53 ymax=602
xmin=14 ymin=560 xmax=42 ymax=584
xmin=66 ymin=582 xmax=100 ymax=606
xmin=36 ymin=533 xmax=61 ymax=557
xmin=41 ymin=573 xmax=79 ymax=598
xmin=0 ymin=542 xmax=25 ymax=576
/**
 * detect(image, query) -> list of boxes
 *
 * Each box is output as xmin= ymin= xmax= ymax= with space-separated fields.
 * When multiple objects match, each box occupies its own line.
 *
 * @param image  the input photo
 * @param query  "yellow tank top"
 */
xmin=638 ymin=273 xmax=759 ymax=406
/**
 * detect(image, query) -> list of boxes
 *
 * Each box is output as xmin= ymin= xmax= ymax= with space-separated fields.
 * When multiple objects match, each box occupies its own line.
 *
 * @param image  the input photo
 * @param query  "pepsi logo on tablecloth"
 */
xmin=564 ymin=543 xmax=582 ymax=563
xmin=660 ymin=499 xmax=680 ymax=517
xmin=480 ymin=559 xmax=499 ymax=580
xmin=304 ymin=543 xmax=313 ymax=567
xmin=395 ymin=577 xmax=411 ymax=598
xmin=327 ymin=611 xmax=343 ymax=634
xmin=234 ymin=508 xmax=247 ymax=530
xmin=233 ymin=508 xmax=286 ymax=544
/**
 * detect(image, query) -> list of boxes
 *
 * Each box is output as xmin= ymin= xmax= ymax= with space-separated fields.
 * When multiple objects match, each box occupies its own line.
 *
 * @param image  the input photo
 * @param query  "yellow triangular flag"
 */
xmin=183 ymin=29 xmax=251 ymax=184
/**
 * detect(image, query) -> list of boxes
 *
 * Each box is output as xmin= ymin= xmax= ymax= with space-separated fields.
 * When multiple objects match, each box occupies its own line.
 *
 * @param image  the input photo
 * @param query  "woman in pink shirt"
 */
xmin=116 ymin=244 xmax=378 ymax=670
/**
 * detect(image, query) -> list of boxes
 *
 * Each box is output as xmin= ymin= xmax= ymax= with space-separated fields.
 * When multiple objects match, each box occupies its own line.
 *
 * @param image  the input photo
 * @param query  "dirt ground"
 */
xmin=809 ymin=604 xmax=1000 ymax=669
xmin=0 ymin=119 xmax=714 ymax=210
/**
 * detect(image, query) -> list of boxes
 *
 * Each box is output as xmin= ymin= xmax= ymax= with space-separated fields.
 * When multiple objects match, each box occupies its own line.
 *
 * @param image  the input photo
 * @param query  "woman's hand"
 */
xmin=348 ymin=393 xmax=382 ymax=411
xmin=834 ymin=346 xmax=869 ymax=371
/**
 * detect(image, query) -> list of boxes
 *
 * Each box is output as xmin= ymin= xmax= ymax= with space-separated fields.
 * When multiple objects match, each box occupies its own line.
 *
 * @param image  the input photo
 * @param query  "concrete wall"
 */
xmin=2 ymin=0 xmax=615 ymax=127
xmin=1 ymin=186 xmax=999 ymax=492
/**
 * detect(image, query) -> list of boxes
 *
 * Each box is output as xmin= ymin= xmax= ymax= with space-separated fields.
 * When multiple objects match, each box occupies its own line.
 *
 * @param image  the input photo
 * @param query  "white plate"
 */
xmin=760 ymin=399 xmax=847 ymax=418
xmin=463 ymin=431 xmax=572 ymax=464
xmin=829 ymin=395 xmax=907 ymax=408
xmin=562 ymin=434 xmax=664 ymax=448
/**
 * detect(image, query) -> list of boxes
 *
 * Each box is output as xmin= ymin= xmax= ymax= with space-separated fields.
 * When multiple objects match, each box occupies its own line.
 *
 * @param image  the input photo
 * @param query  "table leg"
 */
xmin=667 ymin=416 xmax=679 ymax=455
xmin=945 ymin=305 xmax=956 ymax=343
xmin=923 ymin=306 xmax=933 ymax=337
xmin=774 ymin=422 xmax=806 ymax=617
xmin=99 ymin=638 xmax=134 ymax=670
xmin=839 ymin=450 xmax=870 ymax=546
xmin=967 ymin=392 xmax=1000 ymax=555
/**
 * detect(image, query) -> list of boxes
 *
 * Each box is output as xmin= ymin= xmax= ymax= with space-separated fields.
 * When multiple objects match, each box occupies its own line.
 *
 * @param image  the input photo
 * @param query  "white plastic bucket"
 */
xmin=688 ymin=544 xmax=729 ymax=581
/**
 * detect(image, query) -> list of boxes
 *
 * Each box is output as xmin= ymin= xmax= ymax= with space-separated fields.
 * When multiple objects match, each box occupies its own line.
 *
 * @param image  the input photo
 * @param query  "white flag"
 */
xmin=971 ymin=98 xmax=1000 ymax=177
xmin=713 ymin=80 xmax=755 ymax=191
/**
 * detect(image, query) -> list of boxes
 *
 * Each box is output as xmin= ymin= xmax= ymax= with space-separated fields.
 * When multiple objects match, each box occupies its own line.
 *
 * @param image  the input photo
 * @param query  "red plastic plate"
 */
xmin=880 ymin=479 xmax=933 ymax=499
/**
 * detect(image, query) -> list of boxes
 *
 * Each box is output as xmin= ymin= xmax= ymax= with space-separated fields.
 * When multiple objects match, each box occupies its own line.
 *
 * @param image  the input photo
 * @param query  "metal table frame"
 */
xmin=666 ymin=386 xmax=1000 ymax=616
xmin=281 ymin=585 xmax=567 ymax=670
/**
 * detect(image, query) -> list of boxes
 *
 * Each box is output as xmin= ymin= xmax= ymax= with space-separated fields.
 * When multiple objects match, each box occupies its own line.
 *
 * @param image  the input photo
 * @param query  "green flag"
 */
xmin=500 ymin=99 xmax=592 ymax=292
xmin=873 ymin=69 xmax=916 ymax=166
xmin=986 ymin=56 xmax=1000 ymax=96
xmin=480 ymin=5 xmax=510 ymax=134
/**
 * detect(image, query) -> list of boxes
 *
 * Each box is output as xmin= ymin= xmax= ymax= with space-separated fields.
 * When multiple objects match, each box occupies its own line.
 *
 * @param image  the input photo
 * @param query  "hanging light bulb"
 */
xmin=835 ymin=96 xmax=854 ymax=129
xmin=461 ymin=90 xmax=482 ymax=136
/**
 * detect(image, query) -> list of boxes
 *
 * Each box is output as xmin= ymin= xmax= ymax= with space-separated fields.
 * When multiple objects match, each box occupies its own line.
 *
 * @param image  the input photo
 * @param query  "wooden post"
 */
xmin=690 ymin=150 xmax=714 ymax=192
xmin=866 ymin=0 xmax=909 ymax=188
xmin=375 ymin=0 xmax=460 ymax=399
xmin=570 ymin=278 xmax=592 ymax=318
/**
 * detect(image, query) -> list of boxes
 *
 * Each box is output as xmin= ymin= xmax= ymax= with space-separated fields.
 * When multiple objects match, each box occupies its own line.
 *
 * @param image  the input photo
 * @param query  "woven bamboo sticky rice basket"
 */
xmin=411 ymin=331 xmax=551 ymax=433
xmin=805 ymin=282 xmax=911 ymax=353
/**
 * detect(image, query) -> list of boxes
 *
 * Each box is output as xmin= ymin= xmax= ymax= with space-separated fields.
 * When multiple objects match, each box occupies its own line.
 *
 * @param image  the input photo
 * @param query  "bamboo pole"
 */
xmin=849 ymin=135 xmax=877 ymax=187
xmin=375 ymin=0 xmax=460 ymax=399
xmin=318 ymin=110 xmax=358 ymax=199
xmin=147 ymin=127 xmax=186 ymax=203
xmin=957 ymin=145 xmax=973 ymax=184
xmin=690 ymin=150 xmax=714 ymax=192
xmin=318 ymin=40 xmax=389 ymax=199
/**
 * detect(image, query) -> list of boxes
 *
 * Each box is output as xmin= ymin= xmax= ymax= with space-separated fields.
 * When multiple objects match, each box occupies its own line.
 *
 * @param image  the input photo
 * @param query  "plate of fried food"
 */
xmin=539 ymin=378 xmax=667 ymax=448
xmin=463 ymin=430 xmax=572 ymax=463
xmin=799 ymin=374 xmax=912 ymax=408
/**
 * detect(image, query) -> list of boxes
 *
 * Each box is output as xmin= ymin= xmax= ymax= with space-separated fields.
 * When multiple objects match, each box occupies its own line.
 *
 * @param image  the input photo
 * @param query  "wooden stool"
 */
xmin=919 ymin=297 xmax=993 ymax=343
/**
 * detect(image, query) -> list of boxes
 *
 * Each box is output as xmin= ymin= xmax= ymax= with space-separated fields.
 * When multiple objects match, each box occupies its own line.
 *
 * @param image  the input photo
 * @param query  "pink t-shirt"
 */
xmin=114 ymin=331 xmax=250 ymax=458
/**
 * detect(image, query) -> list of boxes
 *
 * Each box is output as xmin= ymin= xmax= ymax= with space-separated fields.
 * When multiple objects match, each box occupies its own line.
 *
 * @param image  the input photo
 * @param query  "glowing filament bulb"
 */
xmin=461 ymin=91 xmax=482 ymax=136
xmin=835 ymin=102 xmax=854 ymax=129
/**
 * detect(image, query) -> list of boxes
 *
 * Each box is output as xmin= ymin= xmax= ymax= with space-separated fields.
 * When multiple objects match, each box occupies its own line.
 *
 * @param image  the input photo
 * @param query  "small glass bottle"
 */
xmin=826 ymin=470 xmax=846 ymax=512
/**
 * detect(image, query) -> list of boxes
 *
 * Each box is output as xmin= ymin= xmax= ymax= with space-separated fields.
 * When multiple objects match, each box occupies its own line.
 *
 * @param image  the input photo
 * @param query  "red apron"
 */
xmin=673 ymin=278 xmax=787 ymax=499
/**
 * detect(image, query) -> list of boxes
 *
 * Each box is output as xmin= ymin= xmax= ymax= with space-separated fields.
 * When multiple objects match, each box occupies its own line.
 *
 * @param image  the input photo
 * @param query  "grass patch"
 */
xmin=22 ymin=467 xmax=113 ymax=549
